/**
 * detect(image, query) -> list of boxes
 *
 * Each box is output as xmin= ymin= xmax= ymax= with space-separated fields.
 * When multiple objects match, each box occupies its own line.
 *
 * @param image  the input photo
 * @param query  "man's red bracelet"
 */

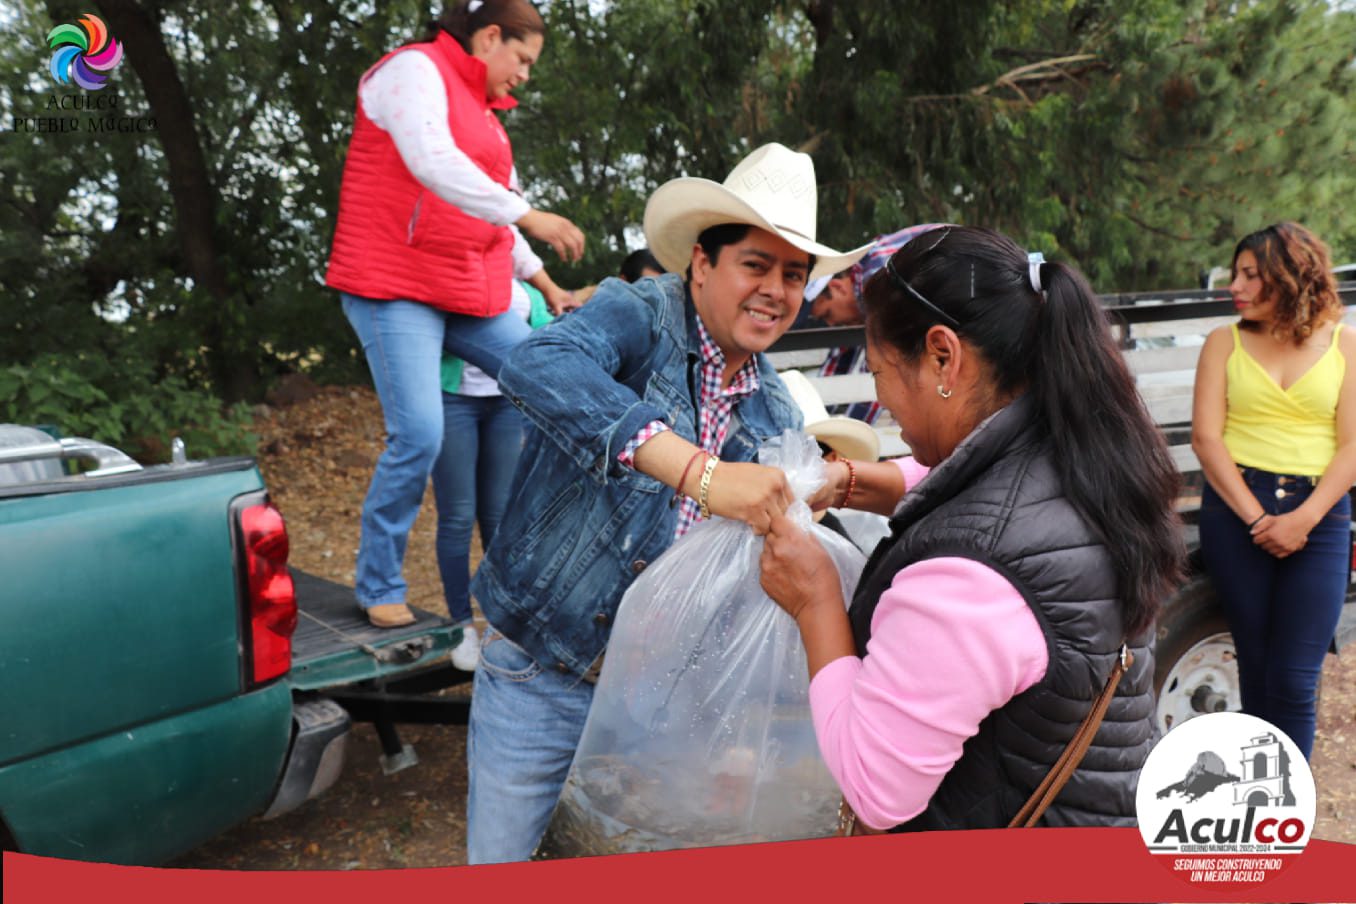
xmin=672 ymin=449 xmax=708 ymax=509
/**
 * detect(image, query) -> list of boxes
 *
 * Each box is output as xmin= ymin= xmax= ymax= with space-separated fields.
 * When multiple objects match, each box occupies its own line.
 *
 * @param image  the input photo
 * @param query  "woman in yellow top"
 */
xmin=1192 ymin=221 xmax=1356 ymax=758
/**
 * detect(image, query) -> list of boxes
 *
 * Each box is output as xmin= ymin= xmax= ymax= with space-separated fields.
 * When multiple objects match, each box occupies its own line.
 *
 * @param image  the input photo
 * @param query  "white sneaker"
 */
xmin=451 ymin=625 xmax=481 ymax=671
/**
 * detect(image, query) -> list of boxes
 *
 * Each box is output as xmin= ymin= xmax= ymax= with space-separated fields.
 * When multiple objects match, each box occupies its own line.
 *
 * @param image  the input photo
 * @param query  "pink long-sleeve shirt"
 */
xmin=809 ymin=458 xmax=1049 ymax=830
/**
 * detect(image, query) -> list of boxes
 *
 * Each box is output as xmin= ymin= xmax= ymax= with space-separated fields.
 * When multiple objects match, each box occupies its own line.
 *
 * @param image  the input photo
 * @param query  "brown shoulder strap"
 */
xmin=1007 ymin=645 xmax=1133 ymax=829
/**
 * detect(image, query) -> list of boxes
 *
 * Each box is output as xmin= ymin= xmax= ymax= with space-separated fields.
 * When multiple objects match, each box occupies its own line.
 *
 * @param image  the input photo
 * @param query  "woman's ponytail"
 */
xmin=864 ymin=226 xmax=1184 ymax=638
xmin=1030 ymin=262 xmax=1184 ymax=637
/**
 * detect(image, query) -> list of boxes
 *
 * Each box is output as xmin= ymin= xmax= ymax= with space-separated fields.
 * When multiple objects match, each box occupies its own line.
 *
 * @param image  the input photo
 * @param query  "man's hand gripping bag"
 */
xmin=534 ymin=431 xmax=867 ymax=857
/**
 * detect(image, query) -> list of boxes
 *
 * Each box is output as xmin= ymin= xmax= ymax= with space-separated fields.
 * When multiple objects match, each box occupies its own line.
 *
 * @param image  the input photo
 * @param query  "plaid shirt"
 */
xmin=619 ymin=315 xmax=760 ymax=538
xmin=820 ymin=224 xmax=948 ymax=425
xmin=849 ymin=223 xmax=947 ymax=301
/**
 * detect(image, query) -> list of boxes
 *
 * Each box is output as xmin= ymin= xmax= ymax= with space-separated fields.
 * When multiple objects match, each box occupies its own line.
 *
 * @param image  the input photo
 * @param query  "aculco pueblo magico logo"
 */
xmin=47 ymin=13 xmax=123 ymax=90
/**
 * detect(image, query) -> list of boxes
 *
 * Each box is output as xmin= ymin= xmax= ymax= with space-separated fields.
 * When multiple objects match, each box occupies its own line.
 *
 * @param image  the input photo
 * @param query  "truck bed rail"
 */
xmin=768 ymin=282 xmax=1356 ymax=476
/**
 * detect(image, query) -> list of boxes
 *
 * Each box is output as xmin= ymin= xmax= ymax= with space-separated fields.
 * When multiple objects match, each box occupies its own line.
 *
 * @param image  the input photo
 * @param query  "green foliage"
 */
xmin=514 ymin=0 xmax=1356 ymax=290
xmin=2 ymin=0 xmax=1354 ymax=413
xmin=512 ymin=0 xmax=786 ymax=284
xmin=755 ymin=0 xmax=1356 ymax=288
xmin=1070 ymin=0 xmax=1356 ymax=286
xmin=1 ymin=0 xmax=427 ymax=400
xmin=0 ymin=355 xmax=256 ymax=463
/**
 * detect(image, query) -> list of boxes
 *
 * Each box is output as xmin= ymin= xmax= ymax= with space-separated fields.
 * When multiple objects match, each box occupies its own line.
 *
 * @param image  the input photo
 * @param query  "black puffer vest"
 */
xmin=849 ymin=394 xmax=1156 ymax=830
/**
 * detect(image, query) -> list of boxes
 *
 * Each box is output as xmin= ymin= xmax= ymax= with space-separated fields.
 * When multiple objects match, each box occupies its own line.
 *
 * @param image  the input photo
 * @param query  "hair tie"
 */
xmin=467 ymin=0 xmax=484 ymax=11
xmin=1027 ymin=252 xmax=1046 ymax=297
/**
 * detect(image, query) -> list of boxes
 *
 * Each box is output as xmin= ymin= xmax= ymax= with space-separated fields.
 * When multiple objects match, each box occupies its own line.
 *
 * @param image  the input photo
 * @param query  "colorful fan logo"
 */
xmin=47 ymin=14 xmax=123 ymax=91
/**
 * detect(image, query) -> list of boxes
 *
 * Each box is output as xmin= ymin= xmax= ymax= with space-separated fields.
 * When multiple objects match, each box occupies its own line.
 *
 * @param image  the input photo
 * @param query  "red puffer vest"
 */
xmin=325 ymin=31 xmax=516 ymax=316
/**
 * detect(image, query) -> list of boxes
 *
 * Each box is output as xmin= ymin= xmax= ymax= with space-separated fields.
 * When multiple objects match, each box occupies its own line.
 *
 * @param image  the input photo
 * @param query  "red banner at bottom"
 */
xmin=6 ymin=828 xmax=1356 ymax=902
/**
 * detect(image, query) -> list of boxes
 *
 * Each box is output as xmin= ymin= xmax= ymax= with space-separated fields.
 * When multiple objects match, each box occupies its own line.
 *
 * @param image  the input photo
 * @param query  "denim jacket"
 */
xmin=472 ymin=272 xmax=803 ymax=679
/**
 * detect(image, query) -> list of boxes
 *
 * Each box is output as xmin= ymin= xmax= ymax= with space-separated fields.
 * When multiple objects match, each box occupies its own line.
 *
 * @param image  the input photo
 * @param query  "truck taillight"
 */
xmin=241 ymin=502 xmax=297 ymax=685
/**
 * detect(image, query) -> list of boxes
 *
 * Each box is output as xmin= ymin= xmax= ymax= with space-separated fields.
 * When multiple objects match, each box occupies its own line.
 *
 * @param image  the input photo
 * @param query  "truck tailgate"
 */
xmin=289 ymin=569 xmax=462 ymax=691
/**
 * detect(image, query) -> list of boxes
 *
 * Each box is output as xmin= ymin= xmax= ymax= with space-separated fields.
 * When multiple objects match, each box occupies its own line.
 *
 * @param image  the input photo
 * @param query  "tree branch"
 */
xmin=804 ymin=0 xmax=835 ymax=49
xmin=1121 ymin=211 xmax=1194 ymax=242
xmin=94 ymin=0 xmax=228 ymax=302
xmin=95 ymin=0 xmax=261 ymax=400
xmin=909 ymin=55 xmax=1106 ymax=105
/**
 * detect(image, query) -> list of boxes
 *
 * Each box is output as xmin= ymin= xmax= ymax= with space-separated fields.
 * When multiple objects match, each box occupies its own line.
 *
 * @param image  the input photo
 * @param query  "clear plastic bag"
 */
xmin=534 ymin=430 xmax=866 ymax=858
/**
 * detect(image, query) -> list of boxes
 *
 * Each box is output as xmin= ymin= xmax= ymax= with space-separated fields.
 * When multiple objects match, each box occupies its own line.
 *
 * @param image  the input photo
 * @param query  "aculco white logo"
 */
xmin=1136 ymin=712 xmax=1315 ymax=887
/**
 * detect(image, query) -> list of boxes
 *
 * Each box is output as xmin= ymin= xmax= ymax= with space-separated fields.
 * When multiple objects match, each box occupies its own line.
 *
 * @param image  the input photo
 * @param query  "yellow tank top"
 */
xmin=1223 ymin=322 xmax=1344 ymax=477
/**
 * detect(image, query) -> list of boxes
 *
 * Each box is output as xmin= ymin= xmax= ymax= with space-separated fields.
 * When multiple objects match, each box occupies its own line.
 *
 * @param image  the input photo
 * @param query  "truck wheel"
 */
xmin=1154 ymin=575 xmax=1240 ymax=735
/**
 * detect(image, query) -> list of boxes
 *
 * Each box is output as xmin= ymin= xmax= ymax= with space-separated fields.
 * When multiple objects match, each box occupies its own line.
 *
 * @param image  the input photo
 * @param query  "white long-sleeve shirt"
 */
xmin=360 ymin=48 xmax=543 ymax=280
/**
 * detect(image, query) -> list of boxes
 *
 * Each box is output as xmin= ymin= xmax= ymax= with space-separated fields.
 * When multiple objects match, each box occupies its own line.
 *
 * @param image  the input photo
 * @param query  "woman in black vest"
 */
xmin=760 ymin=226 xmax=1183 ymax=831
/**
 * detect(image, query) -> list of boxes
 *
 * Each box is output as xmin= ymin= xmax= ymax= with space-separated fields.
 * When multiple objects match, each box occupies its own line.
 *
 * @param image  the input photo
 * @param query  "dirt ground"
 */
xmin=170 ymin=383 xmax=1356 ymax=870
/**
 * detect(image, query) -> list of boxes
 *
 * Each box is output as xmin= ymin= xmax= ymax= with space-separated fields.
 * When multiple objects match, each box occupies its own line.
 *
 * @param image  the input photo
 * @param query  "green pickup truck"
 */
xmin=0 ymin=425 xmax=468 ymax=865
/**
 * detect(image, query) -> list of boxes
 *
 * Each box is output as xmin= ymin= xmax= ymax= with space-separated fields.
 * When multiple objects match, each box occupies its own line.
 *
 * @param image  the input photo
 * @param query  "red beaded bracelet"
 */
xmin=841 ymin=459 xmax=858 ymax=508
xmin=671 ymin=449 xmax=708 ymax=509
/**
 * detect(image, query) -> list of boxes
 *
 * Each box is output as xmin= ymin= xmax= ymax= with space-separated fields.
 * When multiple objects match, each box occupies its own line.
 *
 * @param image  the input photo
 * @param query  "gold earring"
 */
xmin=937 ymin=384 xmax=952 ymax=399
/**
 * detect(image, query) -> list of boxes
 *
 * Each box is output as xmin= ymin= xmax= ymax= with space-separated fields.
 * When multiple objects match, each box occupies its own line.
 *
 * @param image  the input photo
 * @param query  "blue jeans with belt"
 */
xmin=341 ymin=294 xmax=531 ymax=608
xmin=1198 ymin=467 xmax=1350 ymax=758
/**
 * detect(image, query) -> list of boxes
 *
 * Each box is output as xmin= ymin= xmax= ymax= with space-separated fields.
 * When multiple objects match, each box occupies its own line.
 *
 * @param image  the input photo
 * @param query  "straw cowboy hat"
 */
xmin=779 ymin=370 xmax=880 ymax=463
xmin=643 ymin=143 xmax=871 ymax=281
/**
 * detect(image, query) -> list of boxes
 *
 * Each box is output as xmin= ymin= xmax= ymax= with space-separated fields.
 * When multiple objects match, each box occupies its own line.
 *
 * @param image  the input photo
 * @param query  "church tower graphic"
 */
xmin=1232 ymin=732 xmax=1296 ymax=807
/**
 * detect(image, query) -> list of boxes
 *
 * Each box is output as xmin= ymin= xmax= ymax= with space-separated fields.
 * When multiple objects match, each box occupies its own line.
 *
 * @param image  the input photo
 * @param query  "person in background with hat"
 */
xmin=804 ymin=270 xmax=865 ymax=328
xmin=324 ymin=0 xmax=585 ymax=629
xmin=463 ymin=142 xmax=869 ymax=863
xmin=812 ymin=224 xmax=948 ymax=423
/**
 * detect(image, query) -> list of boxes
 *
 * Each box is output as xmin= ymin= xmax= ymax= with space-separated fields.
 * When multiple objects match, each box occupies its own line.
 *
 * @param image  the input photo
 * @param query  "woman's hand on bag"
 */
xmin=759 ymin=511 xmax=841 ymax=621
xmin=805 ymin=460 xmax=849 ymax=512
xmin=706 ymin=462 xmax=793 ymax=535
xmin=517 ymin=209 xmax=585 ymax=263
xmin=1251 ymin=511 xmax=1313 ymax=558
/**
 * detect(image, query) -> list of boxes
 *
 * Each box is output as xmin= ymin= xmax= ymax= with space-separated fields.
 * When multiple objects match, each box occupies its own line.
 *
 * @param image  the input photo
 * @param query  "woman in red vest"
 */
xmin=326 ymin=0 xmax=584 ymax=628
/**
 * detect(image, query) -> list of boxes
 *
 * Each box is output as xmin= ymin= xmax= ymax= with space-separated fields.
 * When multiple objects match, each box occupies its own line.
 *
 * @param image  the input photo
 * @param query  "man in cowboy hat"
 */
xmin=464 ymin=142 xmax=869 ymax=863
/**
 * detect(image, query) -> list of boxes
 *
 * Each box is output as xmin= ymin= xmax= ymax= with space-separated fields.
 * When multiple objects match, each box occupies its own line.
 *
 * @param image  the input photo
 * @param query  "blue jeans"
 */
xmin=430 ymin=394 xmax=523 ymax=624
xmin=466 ymin=628 xmax=593 ymax=864
xmin=1198 ymin=470 xmax=1351 ymax=759
xmin=341 ymin=294 xmax=531 ymax=607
